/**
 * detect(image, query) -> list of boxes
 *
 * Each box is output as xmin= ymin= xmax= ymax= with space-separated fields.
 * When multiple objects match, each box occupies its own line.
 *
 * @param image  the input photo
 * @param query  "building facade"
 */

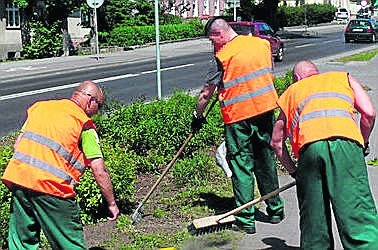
xmin=162 ymin=0 xmax=232 ymax=19
xmin=0 ymin=0 xmax=22 ymax=61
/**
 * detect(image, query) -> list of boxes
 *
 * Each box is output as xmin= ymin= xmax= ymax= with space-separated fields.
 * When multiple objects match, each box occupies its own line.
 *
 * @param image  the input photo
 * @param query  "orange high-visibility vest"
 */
xmin=277 ymin=71 xmax=364 ymax=157
xmin=1 ymin=99 xmax=95 ymax=198
xmin=216 ymin=35 xmax=278 ymax=124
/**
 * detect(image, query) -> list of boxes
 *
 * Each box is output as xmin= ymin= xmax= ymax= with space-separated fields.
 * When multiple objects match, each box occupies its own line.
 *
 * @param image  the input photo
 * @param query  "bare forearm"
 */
xmin=196 ymin=84 xmax=216 ymax=117
xmin=90 ymin=158 xmax=116 ymax=205
xmin=360 ymin=114 xmax=376 ymax=144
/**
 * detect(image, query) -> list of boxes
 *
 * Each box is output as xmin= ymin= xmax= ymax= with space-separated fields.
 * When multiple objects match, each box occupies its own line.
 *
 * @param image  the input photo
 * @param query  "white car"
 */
xmin=335 ymin=8 xmax=350 ymax=20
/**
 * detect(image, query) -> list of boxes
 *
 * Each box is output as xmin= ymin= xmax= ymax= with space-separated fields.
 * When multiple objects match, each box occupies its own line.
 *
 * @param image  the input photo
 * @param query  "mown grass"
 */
xmin=332 ymin=49 xmax=378 ymax=62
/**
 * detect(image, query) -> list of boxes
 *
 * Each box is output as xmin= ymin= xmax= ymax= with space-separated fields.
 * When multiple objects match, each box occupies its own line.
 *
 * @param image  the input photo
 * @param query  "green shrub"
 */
xmin=108 ymin=22 xmax=204 ymax=47
xmin=77 ymin=143 xmax=136 ymax=224
xmin=96 ymin=92 xmax=223 ymax=173
xmin=172 ymin=150 xmax=214 ymax=187
xmin=277 ymin=4 xmax=337 ymax=27
xmin=0 ymin=135 xmax=17 ymax=249
xmin=21 ymin=21 xmax=63 ymax=59
xmin=274 ymin=70 xmax=293 ymax=96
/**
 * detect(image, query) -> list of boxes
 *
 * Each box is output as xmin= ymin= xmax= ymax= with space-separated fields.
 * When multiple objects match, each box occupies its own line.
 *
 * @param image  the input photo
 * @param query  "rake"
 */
xmin=131 ymin=98 xmax=218 ymax=224
xmin=187 ymin=180 xmax=296 ymax=235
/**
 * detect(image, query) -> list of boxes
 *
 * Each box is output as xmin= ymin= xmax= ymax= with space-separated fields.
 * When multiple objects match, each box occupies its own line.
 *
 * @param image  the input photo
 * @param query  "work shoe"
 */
xmin=269 ymin=213 xmax=285 ymax=224
xmin=231 ymin=223 xmax=256 ymax=234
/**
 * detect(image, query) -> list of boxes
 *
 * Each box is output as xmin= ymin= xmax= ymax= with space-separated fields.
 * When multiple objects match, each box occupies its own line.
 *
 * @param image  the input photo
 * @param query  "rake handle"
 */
xmin=217 ymin=180 xmax=296 ymax=222
xmin=136 ymin=98 xmax=218 ymax=209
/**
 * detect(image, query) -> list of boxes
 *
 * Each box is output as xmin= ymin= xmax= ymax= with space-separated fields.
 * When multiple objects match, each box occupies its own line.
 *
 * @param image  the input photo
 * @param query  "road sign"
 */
xmin=86 ymin=0 xmax=104 ymax=9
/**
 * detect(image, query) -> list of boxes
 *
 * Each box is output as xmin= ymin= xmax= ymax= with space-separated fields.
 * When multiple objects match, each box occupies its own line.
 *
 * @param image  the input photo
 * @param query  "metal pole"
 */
xmin=154 ymin=0 xmax=162 ymax=100
xmin=94 ymin=7 xmax=100 ymax=60
xmin=233 ymin=0 xmax=236 ymax=21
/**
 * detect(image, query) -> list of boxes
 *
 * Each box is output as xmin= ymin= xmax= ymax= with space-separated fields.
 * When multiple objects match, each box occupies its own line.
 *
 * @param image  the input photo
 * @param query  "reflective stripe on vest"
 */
xmin=288 ymin=92 xmax=354 ymax=139
xmin=23 ymin=131 xmax=86 ymax=174
xmin=223 ymin=67 xmax=273 ymax=89
xmin=220 ymin=83 xmax=275 ymax=107
xmin=13 ymin=152 xmax=76 ymax=186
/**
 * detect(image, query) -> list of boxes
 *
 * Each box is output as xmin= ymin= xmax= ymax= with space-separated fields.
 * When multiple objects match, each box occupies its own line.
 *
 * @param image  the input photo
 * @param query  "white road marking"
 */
xmin=0 ymin=64 xmax=194 ymax=101
xmin=4 ymin=66 xmax=47 ymax=72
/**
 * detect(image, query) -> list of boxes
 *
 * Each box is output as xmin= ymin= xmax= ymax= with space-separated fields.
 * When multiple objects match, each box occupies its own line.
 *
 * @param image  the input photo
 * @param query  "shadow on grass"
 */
xmin=195 ymin=192 xmax=236 ymax=214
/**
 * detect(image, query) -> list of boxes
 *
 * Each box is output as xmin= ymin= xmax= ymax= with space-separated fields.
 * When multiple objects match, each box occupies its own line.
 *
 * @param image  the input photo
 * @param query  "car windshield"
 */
xmin=349 ymin=20 xmax=371 ymax=28
xmin=230 ymin=24 xmax=255 ymax=35
xmin=339 ymin=8 xmax=348 ymax=12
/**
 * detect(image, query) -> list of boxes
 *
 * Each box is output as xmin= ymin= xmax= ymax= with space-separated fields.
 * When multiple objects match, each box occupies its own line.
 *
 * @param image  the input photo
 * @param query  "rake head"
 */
xmin=131 ymin=203 xmax=144 ymax=224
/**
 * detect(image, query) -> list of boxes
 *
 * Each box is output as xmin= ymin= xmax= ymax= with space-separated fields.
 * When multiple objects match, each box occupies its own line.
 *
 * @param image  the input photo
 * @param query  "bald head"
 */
xmin=206 ymin=18 xmax=232 ymax=36
xmin=74 ymin=81 xmax=104 ymax=103
xmin=293 ymin=60 xmax=319 ymax=82
xmin=205 ymin=18 xmax=238 ymax=52
xmin=71 ymin=81 xmax=104 ymax=117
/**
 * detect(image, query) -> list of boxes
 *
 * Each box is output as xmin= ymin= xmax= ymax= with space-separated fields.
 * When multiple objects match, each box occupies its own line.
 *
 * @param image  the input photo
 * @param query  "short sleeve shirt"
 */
xmin=81 ymin=128 xmax=103 ymax=159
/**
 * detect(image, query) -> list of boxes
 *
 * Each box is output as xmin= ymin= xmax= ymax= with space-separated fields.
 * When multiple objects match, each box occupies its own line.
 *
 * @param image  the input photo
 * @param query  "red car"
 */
xmin=228 ymin=21 xmax=284 ymax=62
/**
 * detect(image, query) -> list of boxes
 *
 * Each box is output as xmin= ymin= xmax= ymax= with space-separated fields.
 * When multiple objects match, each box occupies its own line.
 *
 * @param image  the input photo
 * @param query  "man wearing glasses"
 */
xmin=2 ymin=81 xmax=119 ymax=249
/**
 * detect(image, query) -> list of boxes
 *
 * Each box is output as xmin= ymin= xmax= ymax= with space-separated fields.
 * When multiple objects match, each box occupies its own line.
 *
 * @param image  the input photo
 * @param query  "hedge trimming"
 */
xmin=0 ymin=74 xmax=293 ymax=248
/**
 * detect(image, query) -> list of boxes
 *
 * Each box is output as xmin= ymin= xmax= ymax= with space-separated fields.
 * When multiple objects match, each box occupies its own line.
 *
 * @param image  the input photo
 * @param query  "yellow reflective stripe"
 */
xmin=23 ymin=131 xmax=86 ymax=173
xmin=13 ymin=152 xmax=76 ymax=186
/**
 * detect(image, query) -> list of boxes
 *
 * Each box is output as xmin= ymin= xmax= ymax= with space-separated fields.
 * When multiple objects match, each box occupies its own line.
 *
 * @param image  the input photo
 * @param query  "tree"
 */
xmin=237 ymin=0 xmax=280 ymax=31
xmin=14 ymin=0 xmax=86 ymax=56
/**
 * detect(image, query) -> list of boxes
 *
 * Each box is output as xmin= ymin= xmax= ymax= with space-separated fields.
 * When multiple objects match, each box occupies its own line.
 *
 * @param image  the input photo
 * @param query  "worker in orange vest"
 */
xmin=271 ymin=60 xmax=378 ymax=249
xmin=191 ymin=17 xmax=284 ymax=234
xmin=2 ymin=81 xmax=119 ymax=249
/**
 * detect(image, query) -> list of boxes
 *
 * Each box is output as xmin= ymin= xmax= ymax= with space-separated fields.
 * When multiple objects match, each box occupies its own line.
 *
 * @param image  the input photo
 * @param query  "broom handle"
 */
xmin=138 ymin=98 xmax=218 ymax=205
xmin=217 ymin=180 xmax=296 ymax=222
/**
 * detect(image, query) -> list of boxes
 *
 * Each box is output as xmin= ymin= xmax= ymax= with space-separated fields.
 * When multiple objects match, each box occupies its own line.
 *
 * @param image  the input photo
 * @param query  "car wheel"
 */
xmin=274 ymin=45 xmax=284 ymax=62
xmin=371 ymin=34 xmax=376 ymax=43
xmin=345 ymin=38 xmax=350 ymax=43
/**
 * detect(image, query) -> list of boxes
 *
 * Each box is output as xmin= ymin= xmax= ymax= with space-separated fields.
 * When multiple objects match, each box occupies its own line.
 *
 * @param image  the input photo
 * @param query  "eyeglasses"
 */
xmin=86 ymin=93 xmax=103 ymax=109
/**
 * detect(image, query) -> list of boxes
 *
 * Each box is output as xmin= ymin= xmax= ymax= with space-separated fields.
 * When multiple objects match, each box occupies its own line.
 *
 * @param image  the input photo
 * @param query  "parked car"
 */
xmin=228 ymin=21 xmax=284 ymax=62
xmin=335 ymin=8 xmax=350 ymax=20
xmin=344 ymin=18 xmax=378 ymax=43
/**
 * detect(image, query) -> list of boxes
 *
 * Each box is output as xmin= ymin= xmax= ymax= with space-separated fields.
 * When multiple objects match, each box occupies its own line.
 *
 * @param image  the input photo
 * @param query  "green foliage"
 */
xmin=21 ymin=21 xmax=63 ymax=59
xmin=107 ymin=21 xmax=204 ymax=47
xmin=274 ymin=70 xmax=293 ymax=96
xmin=0 ymin=145 xmax=13 ymax=249
xmin=96 ymin=92 xmax=223 ymax=173
xmin=76 ymin=144 xmax=136 ymax=224
xmin=277 ymin=4 xmax=337 ymax=27
xmin=172 ymin=150 xmax=214 ymax=187
xmin=0 ymin=133 xmax=18 ymax=249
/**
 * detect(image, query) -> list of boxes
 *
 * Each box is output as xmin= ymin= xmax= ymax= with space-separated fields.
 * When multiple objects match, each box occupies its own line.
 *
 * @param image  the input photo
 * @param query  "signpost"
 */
xmin=154 ymin=0 xmax=162 ymax=99
xmin=86 ymin=0 xmax=104 ymax=60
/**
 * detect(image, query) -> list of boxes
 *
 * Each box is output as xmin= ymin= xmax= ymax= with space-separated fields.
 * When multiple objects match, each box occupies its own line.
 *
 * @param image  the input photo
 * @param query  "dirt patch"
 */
xmin=83 ymin=173 xmax=195 ymax=249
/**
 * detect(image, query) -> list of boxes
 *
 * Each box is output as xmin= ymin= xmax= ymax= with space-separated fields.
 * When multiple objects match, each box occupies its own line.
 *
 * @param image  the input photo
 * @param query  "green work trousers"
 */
xmin=225 ymin=111 xmax=284 ymax=229
xmin=297 ymin=139 xmax=378 ymax=249
xmin=8 ymin=185 xmax=87 ymax=250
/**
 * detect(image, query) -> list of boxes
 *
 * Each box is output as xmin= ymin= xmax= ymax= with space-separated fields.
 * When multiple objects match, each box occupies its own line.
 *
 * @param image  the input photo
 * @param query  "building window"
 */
xmin=203 ymin=0 xmax=209 ymax=14
xmin=6 ymin=2 xmax=20 ymax=28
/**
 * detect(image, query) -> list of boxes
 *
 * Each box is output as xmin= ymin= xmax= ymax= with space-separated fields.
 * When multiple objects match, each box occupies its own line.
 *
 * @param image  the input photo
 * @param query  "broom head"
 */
xmin=187 ymin=214 xmax=236 ymax=235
